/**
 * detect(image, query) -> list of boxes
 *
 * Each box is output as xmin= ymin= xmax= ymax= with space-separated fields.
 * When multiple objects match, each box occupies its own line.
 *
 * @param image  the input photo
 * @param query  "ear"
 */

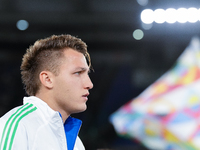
xmin=39 ymin=71 xmax=54 ymax=89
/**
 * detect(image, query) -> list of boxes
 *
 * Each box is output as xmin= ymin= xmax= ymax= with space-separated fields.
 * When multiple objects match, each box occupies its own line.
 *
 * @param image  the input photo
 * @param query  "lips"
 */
xmin=83 ymin=93 xmax=89 ymax=97
xmin=82 ymin=93 xmax=89 ymax=100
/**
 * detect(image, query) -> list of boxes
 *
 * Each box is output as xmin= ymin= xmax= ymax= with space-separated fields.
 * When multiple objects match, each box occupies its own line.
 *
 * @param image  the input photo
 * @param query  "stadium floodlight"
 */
xmin=165 ymin=8 xmax=177 ymax=23
xmin=141 ymin=7 xmax=200 ymax=24
xmin=154 ymin=9 xmax=166 ymax=24
xmin=141 ymin=9 xmax=154 ymax=24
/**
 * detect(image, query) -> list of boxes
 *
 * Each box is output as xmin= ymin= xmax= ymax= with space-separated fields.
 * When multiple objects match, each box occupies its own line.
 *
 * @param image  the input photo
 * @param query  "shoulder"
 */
xmin=0 ymin=103 xmax=44 ymax=149
xmin=0 ymin=103 xmax=38 ymax=125
xmin=0 ymin=103 xmax=39 ymax=136
xmin=0 ymin=106 xmax=22 ymax=129
xmin=0 ymin=105 xmax=35 ymax=150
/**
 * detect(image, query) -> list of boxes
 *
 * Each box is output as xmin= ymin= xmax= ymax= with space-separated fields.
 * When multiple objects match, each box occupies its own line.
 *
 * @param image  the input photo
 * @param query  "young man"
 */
xmin=0 ymin=34 xmax=93 ymax=150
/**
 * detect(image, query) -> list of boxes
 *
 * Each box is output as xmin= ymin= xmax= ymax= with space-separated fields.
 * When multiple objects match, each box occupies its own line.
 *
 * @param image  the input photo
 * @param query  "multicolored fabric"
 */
xmin=110 ymin=37 xmax=200 ymax=150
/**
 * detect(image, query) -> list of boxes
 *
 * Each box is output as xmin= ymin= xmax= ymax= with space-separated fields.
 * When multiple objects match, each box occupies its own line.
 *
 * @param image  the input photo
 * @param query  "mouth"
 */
xmin=82 ymin=93 xmax=89 ymax=100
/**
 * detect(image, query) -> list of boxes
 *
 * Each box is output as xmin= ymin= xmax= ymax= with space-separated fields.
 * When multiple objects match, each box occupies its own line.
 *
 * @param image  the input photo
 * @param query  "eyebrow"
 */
xmin=76 ymin=67 xmax=91 ymax=73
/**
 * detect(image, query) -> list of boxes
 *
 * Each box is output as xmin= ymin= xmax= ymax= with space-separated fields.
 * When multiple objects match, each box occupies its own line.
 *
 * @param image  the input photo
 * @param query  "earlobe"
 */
xmin=39 ymin=71 xmax=53 ymax=89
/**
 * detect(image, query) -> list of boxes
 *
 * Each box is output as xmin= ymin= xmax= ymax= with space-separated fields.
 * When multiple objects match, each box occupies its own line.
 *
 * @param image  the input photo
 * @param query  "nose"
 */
xmin=85 ymin=76 xmax=93 ymax=90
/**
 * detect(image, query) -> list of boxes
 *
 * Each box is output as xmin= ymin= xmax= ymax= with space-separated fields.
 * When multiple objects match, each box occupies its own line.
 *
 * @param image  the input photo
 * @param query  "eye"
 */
xmin=74 ymin=71 xmax=81 ymax=75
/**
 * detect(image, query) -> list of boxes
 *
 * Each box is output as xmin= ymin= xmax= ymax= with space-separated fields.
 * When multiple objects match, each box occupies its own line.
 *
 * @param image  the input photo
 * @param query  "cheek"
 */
xmin=55 ymin=74 xmax=82 ymax=91
xmin=54 ymin=76 xmax=70 ymax=91
xmin=60 ymin=78 xmax=79 ymax=93
xmin=69 ymin=76 xmax=83 ymax=85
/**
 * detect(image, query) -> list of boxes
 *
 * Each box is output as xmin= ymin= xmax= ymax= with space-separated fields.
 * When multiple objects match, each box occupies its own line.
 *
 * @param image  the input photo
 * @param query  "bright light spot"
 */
xmin=198 ymin=9 xmax=200 ymax=21
xmin=154 ymin=9 xmax=166 ymax=24
xmin=141 ymin=9 xmax=154 ymax=24
xmin=176 ymin=8 xmax=188 ymax=23
xmin=137 ymin=0 xmax=148 ymax=6
xmin=141 ymin=7 xmax=200 ymax=24
xmin=165 ymin=8 xmax=177 ymax=23
xmin=187 ymin=7 xmax=198 ymax=23
xmin=133 ymin=29 xmax=144 ymax=40
xmin=142 ymin=22 xmax=153 ymax=30
xmin=16 ymin=20 xmax=29 ymax=31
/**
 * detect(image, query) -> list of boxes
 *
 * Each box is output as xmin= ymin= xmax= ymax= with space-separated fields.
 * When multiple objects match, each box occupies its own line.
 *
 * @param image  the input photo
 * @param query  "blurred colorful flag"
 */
xmin=110 ymin=37 xmax=200 ymax=150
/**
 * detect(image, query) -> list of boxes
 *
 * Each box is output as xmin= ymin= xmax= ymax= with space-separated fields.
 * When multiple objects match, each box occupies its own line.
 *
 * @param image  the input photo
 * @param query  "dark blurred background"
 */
xmin=0 ymin=0 xmax=200 ymax=150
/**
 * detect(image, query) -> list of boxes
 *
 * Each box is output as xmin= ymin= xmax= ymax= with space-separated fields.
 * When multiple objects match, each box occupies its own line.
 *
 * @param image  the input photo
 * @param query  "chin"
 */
xmin=80 ymin=105 xmax=87 ymax=112
xmin=74 ymin=105 xmax=87 ymax=114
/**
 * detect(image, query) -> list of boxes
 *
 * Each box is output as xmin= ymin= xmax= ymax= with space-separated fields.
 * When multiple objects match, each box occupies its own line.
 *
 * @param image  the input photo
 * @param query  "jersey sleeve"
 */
xmin=0 ymin=117 xmax=28 ymax=150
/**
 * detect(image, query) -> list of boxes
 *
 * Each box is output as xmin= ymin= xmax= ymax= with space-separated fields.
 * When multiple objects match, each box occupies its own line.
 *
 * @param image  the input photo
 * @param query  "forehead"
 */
xmin=62 ymin=48 xmax=89 ymax=69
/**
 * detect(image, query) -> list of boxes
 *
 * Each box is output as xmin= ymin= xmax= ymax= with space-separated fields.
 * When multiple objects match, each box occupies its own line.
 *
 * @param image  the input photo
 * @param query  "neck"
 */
xmin=35 ymin=92 xmax=70 ymax=123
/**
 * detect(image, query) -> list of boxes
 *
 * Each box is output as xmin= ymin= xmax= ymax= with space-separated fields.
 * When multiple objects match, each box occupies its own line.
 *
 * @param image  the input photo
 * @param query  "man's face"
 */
xmin=52 ymin=48 xmax=93 ymax=116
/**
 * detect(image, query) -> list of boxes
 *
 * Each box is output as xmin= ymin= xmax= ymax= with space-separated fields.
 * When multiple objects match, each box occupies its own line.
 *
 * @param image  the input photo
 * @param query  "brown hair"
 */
xmin=21 ymin=34 xmax=90 ymax=96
